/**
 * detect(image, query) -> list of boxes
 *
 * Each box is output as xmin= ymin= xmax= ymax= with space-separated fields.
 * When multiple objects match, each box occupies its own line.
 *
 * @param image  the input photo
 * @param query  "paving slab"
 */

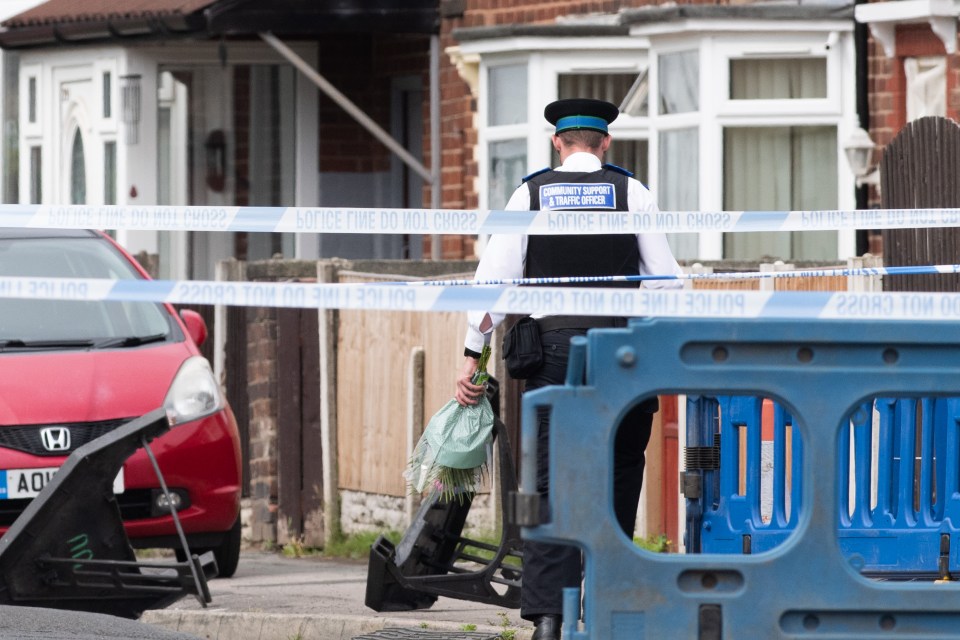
xmin=141 ymin=551 xmax=533 ymax=640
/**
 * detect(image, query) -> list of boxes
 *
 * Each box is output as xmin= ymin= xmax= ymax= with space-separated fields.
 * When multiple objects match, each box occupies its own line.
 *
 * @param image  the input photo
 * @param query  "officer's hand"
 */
xmin=455 ymin=356 xmax=484 ymax=406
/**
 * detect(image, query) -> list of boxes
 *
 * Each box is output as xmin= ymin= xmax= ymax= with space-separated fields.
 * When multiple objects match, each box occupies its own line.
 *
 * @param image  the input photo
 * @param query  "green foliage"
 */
xmin=322 ymin=530 xmax=402 ymax=560
xmin=490 ymin=612 xmax=517 ymax=640
xmin=281 ymin=536 xmax=321 ymax=558
xmin=634 ymin=533 xmax=672 ymax=553
xmin=461 ymin=623 xmax=477 ymax=631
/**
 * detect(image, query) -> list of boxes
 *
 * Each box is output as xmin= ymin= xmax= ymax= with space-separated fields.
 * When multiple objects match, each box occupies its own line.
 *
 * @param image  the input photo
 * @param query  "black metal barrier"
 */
xmin=0 ymin=408 xmax=216 ymax=618
xmin=365 ymin=379 xmax=522 ymax=611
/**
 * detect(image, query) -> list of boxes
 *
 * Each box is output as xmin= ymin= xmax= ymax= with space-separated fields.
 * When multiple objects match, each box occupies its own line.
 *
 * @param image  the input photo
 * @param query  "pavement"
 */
xmin=140 ymin=550 xmax=535 ymax=640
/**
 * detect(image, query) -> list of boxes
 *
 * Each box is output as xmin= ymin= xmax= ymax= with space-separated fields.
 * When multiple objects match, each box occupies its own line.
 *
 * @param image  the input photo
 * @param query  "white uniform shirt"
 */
xmin=464 ymin=151 xmax=684 ymax=354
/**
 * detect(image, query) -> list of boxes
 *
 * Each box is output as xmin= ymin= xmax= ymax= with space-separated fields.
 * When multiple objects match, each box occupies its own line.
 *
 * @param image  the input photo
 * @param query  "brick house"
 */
xmin=1 ymin=0 xmax=956 ymax=546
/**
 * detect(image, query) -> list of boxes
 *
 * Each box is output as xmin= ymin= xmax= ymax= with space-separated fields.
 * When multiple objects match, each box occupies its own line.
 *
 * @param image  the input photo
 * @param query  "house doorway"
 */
xmin=157 ymin=64 xmax=298 ymax=280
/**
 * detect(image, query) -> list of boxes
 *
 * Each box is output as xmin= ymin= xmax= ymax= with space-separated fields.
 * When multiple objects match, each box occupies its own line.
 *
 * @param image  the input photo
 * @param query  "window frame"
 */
xmin=476 ymin=45 xmax=651 ymax=213
xmin=707 ymin=32 xmax=852 ymax=261
xmin=94 ymin=59 xmax=118 ymax=132
xmin=465 ymin=24 xmax=857 ymax=261
xmin=715 ymin=35 xmax=843 ymax=118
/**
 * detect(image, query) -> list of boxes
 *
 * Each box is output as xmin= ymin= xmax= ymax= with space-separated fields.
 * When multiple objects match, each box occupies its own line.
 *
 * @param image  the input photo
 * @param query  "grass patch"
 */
xmin=634 ymin=534 xmax=672 ymax=553
xmin=323 ymin=530 xmax=402 ymax=560
xmin=275 ymin=530 xmax=401 ymax=560
xmin=490 ymin=612 xmax=517 ymax=639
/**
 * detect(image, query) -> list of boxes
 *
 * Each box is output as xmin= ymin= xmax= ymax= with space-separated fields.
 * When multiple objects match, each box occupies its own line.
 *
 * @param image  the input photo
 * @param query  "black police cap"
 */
xmin=544 ymin=98 xmax=619 ymax=134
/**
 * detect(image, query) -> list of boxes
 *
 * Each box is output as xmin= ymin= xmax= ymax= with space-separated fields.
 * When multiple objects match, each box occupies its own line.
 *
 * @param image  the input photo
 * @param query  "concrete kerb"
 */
xmin=142 ymin=610 xmax=533 ymax=640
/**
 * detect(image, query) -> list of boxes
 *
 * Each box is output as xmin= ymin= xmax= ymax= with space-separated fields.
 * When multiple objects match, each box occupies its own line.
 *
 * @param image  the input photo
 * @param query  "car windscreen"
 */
xmin=0 ymin=235 xmax=173 ymax=344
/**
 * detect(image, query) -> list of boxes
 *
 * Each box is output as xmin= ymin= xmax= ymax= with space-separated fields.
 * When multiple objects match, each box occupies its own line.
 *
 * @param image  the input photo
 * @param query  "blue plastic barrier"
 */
xmin=688 ymin=394 xmax=960 ymax=578
xmin=511 ymin=317 xmax=960 ymax=639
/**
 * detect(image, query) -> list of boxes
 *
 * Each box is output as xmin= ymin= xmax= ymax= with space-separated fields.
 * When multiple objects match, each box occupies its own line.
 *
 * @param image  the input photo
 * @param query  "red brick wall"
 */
xmin=866 ymin=19 xmax=959 ymax=214
xmin=431 ymin=0 xmax=737 ymax=259
xmin=246 ymin=305 xmax=279 ymax=542
xmin=317 ymin=34 xmax=430 ymax=175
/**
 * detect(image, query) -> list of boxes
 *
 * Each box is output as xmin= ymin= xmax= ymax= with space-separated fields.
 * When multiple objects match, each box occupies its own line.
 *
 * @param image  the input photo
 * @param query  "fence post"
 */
xmin=318 ymin=261 xmax=341 ymax=548
xmin=847 ymin=254 xmax=883 ymax=292
xmin=760 ymin=261 xmax=794 ymax=291
xmin=406 ymin=347 xmax=426 ymax=524
xmin=683 ymin=263 xmax=713 ymax=289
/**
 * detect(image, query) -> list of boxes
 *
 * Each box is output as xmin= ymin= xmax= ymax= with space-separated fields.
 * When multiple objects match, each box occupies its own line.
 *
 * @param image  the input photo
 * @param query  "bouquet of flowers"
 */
xmin=404 ymin=344 xmax=493 ymax=503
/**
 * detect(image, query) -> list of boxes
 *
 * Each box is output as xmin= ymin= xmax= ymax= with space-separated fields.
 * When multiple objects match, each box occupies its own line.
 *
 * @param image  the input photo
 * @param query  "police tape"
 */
xmin=385 ymin=263 xmax=960 ymax=287
xmin=4 ymin=275 xmax=960 ymax=321
xmin=1 ymin=204 xmax=959 ymax=235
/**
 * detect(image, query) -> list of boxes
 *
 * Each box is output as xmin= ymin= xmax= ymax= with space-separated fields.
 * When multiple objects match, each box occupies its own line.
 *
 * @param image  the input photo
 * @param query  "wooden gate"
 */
xmin=881 ymin=116 xmax=960 ymax=292
xmin=277 ymin=307 xmax=323 ymax=545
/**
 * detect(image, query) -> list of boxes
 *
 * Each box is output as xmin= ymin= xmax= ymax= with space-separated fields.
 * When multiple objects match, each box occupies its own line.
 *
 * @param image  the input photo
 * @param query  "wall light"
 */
xmin=842 ymin=126 xmax=880 ymax=187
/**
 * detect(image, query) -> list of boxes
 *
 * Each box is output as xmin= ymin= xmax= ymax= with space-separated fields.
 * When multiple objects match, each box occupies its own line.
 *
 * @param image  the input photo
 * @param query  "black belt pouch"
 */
xmin=502 ymin=316 xmax=543 ymax=379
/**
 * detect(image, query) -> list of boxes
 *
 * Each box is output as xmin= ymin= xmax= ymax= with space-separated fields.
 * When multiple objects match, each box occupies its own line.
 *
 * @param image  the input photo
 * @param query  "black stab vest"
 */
xmin=524 ymin=167 xmax=639 ymax=288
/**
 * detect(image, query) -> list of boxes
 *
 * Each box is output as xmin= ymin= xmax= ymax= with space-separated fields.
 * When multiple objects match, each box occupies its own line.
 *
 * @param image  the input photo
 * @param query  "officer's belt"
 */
xmin=537 ymin=315 xmax=628 ymax=333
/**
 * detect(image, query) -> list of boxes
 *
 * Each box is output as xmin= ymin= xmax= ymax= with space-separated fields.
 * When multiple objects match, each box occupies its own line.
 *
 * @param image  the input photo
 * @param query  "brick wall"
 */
xmin=246 ymin=305 xmax=279 ymax=542
xmin=432 ymin=0 xmax=739 ymax=260
xmin=317 ymin=34 xmax=431 ymax=175
xmin=243 ymin=261 xmax=321 ymax=543
xmin=866 ymin=19 xmax=960 ymax=216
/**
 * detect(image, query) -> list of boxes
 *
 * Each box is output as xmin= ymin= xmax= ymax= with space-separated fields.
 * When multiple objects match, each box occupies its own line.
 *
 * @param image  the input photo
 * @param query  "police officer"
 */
xmin=455 ymin=98 xmax=683 ymax=640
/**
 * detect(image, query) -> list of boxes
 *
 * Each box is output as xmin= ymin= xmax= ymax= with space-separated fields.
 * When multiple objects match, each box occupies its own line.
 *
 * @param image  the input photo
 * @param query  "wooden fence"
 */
xmin=335 ymin=271 xmax=472 ymax=497
xmin=881 ymin=116 xmax=960 ymax=293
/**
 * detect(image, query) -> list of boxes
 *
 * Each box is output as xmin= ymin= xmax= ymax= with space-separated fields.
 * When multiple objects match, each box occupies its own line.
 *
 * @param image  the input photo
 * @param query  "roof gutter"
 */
xmin=0 ymin=14 xmax=203 ymax=49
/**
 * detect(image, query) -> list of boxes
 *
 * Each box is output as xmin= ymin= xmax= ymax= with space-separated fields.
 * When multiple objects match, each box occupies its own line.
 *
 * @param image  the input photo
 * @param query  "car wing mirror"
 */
xmin=179 ymin=309 xmax=208 ymax=346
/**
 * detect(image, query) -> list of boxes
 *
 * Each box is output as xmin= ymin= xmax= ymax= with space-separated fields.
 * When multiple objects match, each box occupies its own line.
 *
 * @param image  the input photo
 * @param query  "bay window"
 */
xmin=466 ymin=20 xmax=855 ymax=262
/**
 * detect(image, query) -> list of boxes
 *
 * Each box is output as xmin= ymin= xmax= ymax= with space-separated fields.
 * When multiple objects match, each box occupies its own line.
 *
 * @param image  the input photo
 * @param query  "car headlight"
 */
xmin=163 ymin=356 xmax=224 ymax=425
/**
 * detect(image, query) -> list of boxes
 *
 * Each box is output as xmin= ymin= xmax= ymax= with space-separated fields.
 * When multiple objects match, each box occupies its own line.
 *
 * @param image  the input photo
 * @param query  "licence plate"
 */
xmin=0 ymin=466 xmax=124 ymax=499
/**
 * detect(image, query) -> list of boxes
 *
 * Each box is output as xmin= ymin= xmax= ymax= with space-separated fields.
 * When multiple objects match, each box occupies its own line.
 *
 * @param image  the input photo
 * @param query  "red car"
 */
xmin=0 ymin=228 xmax=242 ymax=577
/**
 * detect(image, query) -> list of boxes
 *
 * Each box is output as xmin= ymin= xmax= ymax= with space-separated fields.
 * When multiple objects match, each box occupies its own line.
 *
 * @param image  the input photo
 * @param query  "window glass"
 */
xmin=104 ymin=141 xmax=116 ymax=205
xmin=608 ymin=140 xmax=648 ymax=186
xmin=27 ymin=76 xmax=35 ymax=123
xmin=102 ymin=71 xmax=112 ymax=118
xmin=488 ymin=138 xmax=526 ymax=210
xmin=0 ymin=236 xmax=171 ymax=341
xmin=488 ymin=64 xmax=527 ymax=126
xmin=3 ymin=51 xmax=18 ymax=203
xmin=730 ymin=58 xmax=826 ymax=100
xmin=659 ymin=51 xmax=699 ymax=114
xmin=723 ymin=125 xmax=837 ymax=260
xmin=551 ymin=138 xmax=648 ymax=185
xmin=29 ymin=146 xmax=40 ymax=203
xmin=619 ymin=69 xmax=649 ymax=117
xmin=555 ymin=73 xmax=649 ymax=181
xmin=70 ymin=129 xmax=85 ymax=204
xmin=659 ymin=128 xmax=699 ymax=259
xmin=558 ymin=73 xmax=640 ymax=112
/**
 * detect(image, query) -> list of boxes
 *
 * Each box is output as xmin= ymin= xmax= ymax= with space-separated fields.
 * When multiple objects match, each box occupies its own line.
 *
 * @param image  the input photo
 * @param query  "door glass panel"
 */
xmin=70 ymin=129 xmax=85 ymax=204
xmin=104 ymin=141 xmax=116 ymax=205
xmin=157 ymin=64 xmax=297 ymax=274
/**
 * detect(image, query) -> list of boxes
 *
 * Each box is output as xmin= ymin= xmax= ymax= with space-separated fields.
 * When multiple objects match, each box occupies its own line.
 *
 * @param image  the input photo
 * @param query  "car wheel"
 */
xmin=211 ymin=515 xmax=242 ymax=578
xmin=174 ymin=516 xmax=242 ymax=578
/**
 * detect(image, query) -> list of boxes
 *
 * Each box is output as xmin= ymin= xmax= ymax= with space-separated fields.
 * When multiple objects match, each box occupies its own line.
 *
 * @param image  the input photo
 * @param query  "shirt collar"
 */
xmin=557 ymin=152 xmax=602 ymax=172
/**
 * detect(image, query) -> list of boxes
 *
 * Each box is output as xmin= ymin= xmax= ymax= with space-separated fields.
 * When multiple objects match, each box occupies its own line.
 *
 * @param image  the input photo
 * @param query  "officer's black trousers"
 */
xmin=520 ymin=327 xmax=654 ymax=621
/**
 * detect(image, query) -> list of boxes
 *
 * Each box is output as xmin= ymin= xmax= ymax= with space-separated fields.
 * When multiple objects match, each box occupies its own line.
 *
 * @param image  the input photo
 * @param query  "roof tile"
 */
xmin=4 ymin=0 xmax=216 ymax=27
